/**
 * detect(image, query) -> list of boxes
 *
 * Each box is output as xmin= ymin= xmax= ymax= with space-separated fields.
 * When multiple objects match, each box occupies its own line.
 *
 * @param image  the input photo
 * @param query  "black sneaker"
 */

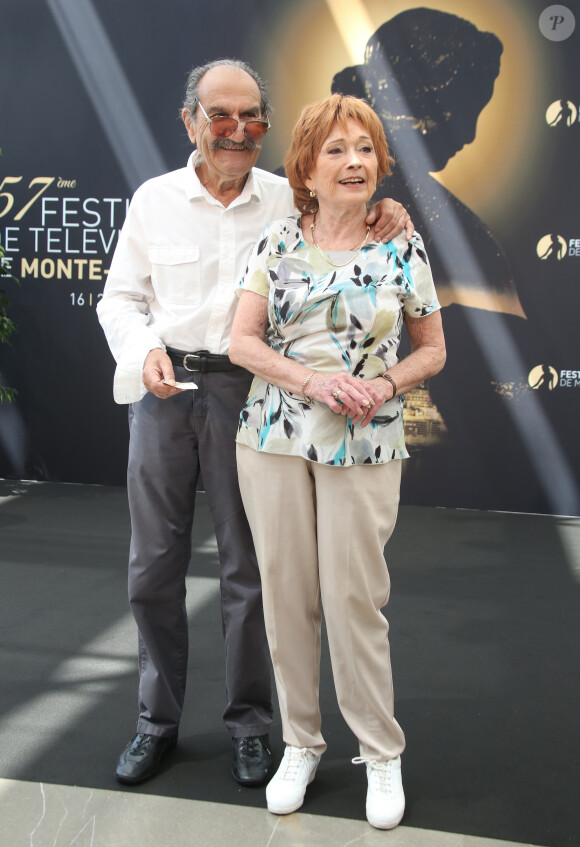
xmin=115 ymin=732 xmax=177 ymax=784
xmin=231 ymin=734 xmax=274 ymax=786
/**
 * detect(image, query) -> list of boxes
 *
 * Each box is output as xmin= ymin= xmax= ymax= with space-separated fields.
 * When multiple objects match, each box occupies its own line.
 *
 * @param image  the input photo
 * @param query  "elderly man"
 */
xmin=97 ymin=58 xmax=411 ymax=788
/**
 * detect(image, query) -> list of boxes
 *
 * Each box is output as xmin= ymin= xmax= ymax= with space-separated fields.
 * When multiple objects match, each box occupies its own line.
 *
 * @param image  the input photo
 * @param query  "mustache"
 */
xmin=211 ymin=138 xmax=259 ymax=152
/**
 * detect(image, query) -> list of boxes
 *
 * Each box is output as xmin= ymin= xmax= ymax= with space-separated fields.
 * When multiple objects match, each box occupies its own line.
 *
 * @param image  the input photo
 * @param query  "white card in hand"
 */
xmin=162 ymin=379 xmax=198 ymax=390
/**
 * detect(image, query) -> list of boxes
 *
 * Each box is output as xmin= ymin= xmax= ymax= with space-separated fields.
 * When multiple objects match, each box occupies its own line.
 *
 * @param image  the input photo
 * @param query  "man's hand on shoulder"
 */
xmin=366 ymin=198 xmax=414 ymax=243
xmin=142 ymin=349 xmax=181 ymax=399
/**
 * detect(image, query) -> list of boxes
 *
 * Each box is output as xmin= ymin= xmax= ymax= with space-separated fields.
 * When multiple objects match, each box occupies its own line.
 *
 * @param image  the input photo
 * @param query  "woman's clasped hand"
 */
xmin=305 ymin=371 xmax=392 ymax=425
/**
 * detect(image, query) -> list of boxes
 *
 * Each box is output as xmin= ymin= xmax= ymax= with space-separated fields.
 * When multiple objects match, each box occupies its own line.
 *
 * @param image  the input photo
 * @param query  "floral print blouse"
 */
xmin=236 ymin=216 xmax=440 ymax=466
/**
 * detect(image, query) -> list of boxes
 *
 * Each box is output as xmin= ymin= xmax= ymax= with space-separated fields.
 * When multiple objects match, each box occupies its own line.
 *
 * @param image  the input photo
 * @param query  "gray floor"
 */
xmin=1 ymin=479 xmax=578 ymax=847
xmin=1 ymin=777 xmax=546 ymax=847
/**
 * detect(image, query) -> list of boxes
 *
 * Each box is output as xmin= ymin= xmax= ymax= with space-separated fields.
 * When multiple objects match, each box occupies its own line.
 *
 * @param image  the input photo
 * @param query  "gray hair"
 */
xmin=181 ymin=58 xmax=271 ymax=120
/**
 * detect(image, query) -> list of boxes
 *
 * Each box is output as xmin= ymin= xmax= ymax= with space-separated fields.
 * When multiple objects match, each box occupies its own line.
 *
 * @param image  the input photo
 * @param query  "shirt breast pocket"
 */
xmin=148 ymin=245 xmax=201 ymax=306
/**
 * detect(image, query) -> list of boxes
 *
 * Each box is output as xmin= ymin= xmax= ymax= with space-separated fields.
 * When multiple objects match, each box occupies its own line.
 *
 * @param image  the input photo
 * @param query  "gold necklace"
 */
xmin=310 ymin=213 xmax=371 ymax=268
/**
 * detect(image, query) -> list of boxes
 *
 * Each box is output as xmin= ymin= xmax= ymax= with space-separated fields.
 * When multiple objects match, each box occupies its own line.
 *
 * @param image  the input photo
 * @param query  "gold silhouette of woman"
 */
xmin=332 ymin=7 xmax=525 ymax=319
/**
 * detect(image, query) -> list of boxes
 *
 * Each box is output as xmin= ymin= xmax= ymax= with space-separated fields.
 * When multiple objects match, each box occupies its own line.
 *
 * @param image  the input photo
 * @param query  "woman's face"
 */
xmin=305 ymin=118 xmax=378 ymax=212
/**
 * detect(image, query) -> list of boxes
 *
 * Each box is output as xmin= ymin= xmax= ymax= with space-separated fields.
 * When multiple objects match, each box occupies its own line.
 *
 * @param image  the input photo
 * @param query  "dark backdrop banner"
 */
xmin=1 ymin=0 xmax=579 ymax=515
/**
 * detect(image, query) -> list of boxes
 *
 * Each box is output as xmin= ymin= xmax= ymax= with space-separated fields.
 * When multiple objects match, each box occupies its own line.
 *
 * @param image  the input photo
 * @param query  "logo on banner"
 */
xmin=539 ymin=5 xmax=576 ymax=40
xmin=495 ymin=365 xmax=579 ymax=399
xmin=546 ymin=99 xmax=578 ymax=127
xmin=529 ymin=365 xmax=580 ymax=390
xmin=528 ymin=365 xmax=559 ymax=391
xmin=537 ymin=234 xmax=568 ymax=260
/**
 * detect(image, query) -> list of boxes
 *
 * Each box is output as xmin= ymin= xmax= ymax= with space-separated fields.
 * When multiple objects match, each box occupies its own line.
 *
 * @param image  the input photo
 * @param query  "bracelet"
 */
xmin=380 ymin=372 xmax=397 ymax=398
xmin=300 ymin=371 xmax=316 ymax=404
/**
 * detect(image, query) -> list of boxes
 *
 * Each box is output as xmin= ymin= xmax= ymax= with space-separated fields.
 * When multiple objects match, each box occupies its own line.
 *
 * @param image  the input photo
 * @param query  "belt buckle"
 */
xmin=183 ymin=353 xmax=202 ymax=372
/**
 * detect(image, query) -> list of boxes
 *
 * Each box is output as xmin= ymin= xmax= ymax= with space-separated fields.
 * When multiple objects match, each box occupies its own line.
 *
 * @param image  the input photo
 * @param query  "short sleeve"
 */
xmin=398 ymin=231 xmax=440 ymax=318
xmin=236 ymin=225 xmax=274 ymax=299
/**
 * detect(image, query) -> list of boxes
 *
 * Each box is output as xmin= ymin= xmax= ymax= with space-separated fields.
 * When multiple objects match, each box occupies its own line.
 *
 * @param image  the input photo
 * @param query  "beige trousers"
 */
xmin=236 ymin=444 xmax=406 ymax=760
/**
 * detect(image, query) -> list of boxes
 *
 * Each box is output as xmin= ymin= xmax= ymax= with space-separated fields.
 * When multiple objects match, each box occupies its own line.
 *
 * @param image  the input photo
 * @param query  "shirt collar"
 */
xmin=184 ymin=150 xmax=262 ymax=205
xmin=243 ymin=168 xmax=262 ymax=203
xmin=184 ymin=151 xmax=204 ymax=200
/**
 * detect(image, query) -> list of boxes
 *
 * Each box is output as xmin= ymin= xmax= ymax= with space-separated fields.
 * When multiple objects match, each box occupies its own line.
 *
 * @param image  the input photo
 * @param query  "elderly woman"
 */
xmin=229 ymin=94 xmax=445 ymax=829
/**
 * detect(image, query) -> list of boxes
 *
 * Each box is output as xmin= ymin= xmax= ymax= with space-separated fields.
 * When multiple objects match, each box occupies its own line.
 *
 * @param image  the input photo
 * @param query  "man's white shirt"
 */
xmin=97 ymin=151 xmax=295 ymax=403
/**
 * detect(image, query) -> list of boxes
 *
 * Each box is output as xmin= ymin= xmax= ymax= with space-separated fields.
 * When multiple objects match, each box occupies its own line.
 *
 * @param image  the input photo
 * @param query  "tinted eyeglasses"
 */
xmin=194 ymin=98 xmax=270 ymax=142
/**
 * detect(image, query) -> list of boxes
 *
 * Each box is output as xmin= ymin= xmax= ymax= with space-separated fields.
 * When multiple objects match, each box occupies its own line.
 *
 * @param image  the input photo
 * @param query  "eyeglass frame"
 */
xmin=192 ymin=97 xmax=270 ymax=140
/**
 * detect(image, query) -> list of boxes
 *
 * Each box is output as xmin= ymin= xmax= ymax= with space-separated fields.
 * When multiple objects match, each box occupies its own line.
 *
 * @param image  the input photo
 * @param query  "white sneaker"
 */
xmin=353 ymin=755 xmax=405 ymax=829
xmin=266 ymin=746 xmax=320 ymax=814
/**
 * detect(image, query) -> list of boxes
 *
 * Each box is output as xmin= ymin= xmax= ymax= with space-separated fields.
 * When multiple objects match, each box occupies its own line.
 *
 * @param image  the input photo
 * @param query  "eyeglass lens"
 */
xmin=209 ymin=115 xmax=269 ymax=141
xmin=195 ymin=99 xmax=269 ymax=141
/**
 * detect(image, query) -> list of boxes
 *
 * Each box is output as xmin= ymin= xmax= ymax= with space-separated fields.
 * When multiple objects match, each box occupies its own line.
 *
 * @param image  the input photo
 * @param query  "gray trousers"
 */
xmin=126 ymin=367 xmax=272 ymax=739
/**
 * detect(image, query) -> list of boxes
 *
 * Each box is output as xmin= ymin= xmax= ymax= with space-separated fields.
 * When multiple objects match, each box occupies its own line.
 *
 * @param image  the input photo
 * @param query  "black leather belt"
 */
xmin=166 ymin=347 xmax=241 ymax=373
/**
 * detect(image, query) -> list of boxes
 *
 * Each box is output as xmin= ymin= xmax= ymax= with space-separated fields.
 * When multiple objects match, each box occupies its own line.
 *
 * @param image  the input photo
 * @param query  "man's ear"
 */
xmin=182 ymin=108 xmax=196 ymax=144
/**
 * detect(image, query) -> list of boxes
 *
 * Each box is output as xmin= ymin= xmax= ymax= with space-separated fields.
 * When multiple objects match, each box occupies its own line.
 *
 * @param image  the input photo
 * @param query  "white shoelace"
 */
xmin=352 ymin=757 xmax=395 ymax=791
xmin=280 ymin=747 xmax=313 ymax=781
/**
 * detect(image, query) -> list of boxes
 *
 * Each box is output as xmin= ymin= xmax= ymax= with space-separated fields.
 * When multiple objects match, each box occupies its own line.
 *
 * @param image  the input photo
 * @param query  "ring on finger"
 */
xmin=332 ymin=390 xmax=342 ymax=400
